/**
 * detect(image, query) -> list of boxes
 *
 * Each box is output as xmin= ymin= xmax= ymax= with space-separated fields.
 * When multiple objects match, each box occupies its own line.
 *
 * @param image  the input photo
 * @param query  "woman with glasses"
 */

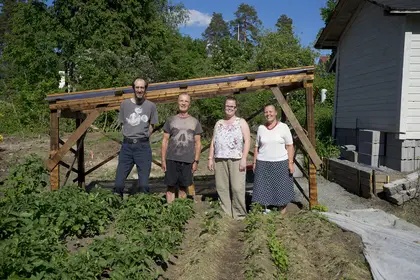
xmin=207 ymin=96 xmax=251 ymax=220
xmin=252 ymin=104 xmax=294 ymax=214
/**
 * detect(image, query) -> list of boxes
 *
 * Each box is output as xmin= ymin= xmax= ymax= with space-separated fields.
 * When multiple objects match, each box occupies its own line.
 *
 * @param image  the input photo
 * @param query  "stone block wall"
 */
xmin=335 ymin=128 xmax=420 ymax=172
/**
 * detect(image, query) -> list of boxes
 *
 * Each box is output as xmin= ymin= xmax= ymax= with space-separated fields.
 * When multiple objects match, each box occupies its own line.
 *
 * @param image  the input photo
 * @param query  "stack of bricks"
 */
xmin=357 ymin=130 xmax=385 ymax=168
xmin=385 ymin=135 xmax=420 ymax=172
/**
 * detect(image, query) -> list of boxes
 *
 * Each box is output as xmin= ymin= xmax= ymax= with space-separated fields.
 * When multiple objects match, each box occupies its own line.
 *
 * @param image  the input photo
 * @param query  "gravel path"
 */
xmin=295 ymin=175 xmax=394 ymax=211
xmin=292 ymin=175 xmax=420 ymax=227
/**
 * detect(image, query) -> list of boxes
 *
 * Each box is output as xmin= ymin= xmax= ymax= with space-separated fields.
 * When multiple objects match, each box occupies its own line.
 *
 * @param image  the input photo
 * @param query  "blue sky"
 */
xmin=176 ymin=0 xmax=328 ymax=49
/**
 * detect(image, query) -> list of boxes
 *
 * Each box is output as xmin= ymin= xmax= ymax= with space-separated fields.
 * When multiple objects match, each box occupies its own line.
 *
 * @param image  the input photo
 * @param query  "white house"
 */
xmin=315 ymin=0 xmax=420 ymax=172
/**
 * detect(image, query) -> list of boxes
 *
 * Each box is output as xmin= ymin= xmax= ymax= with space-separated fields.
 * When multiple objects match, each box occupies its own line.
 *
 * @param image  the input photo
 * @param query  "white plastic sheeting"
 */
xmin=321 ymin=208 xmax=420 ymax=280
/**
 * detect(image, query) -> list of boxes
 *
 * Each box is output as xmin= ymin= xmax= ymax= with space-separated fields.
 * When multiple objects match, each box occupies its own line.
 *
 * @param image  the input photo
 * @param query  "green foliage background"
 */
xmin=0 ymin=0 xmax=338 ymax=157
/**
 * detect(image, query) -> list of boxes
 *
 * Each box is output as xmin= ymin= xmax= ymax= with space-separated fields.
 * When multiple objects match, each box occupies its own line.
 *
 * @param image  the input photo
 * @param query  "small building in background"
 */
xmin=315 ymin=0 xmax=420 ymax=172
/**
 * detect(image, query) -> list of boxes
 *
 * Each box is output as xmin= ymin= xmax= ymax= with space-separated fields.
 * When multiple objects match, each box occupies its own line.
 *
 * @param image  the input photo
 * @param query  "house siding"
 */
xmin=404 ymin=15 xmax=420 ymax=139
xmin=335 ymin=2 xmax=405 ymax=132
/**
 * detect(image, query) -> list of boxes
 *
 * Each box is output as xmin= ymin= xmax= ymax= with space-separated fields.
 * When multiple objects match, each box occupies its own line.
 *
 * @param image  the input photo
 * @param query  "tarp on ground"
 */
xmin=322 ymin=208 xmax=420 ymax=280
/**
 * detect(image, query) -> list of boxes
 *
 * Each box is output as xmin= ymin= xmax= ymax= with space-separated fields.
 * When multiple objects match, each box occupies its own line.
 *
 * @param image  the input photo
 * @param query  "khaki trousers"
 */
xmin=215 ymin=159 xmax=247 ymax=220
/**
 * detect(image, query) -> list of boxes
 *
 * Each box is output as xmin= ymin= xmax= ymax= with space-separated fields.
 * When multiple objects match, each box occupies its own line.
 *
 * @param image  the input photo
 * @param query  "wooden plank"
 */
xmin=59 ymin=138 xmax=77 ymax=155
xmin=50 ymin=110 xmax=60 ymax=190
xmin=47 ymin=66 xmax=315 ymax=99
xmin=305 ymin=85 xmax=318 ymax=208
xmin=271 ymin=87 xmax=322 ymax=168
xmin=360 ymin=170 xmax=372 ymax=179
xmin=328 ymin=161 xmax=358 ymax=175
xmin=329 ymin=166 xmax=359 ymax=183
xmin=372 ymin=170 xmax=377 ymax=195
xmin=51 ymin=74 xmax=313 ymax=111
xmin=74 ymin=151 xmax=119 ymax=181
xmin=59 ymin=161 xmax=78 ymax=174
xmin=76 ymin=118 xmax=86 ymax=188
xmin=46 ymin=109 xmax=102 ymax=171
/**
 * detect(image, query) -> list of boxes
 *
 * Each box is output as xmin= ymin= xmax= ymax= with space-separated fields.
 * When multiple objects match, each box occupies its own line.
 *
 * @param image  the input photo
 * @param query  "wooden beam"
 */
xmin=50 ymin=75 xmax=313 ymax=111
xmin=74 ymin=151 xmax=119 ymax=181
xmin=76 ymin=118 xmax=86 ymax=188
xmin=46 ymin=109 xmax=102 ymax=171
xmin=47 ymin=66 xmax=315 ymax=100
xmin=59 ymin=138 xmax=77 ymax=155
xmin=59 ymin=161 xmax=78 ymax=174
xmin=305 ymin=84 xmax=318 ymax=207
xmin=270 ymin=87 xmax=322 ymax=168
xmin=58 ymin=109 xmax=87 ymax=119
xmin=50 ymin=110 xmax=60 ymax=190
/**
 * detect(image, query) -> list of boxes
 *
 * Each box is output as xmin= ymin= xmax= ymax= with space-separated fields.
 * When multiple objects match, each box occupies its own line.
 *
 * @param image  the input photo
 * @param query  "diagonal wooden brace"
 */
xmin=271 ymin=87 xmax=322 ymax=169
xmin=46 ymin=109 xmax=102 ymax=171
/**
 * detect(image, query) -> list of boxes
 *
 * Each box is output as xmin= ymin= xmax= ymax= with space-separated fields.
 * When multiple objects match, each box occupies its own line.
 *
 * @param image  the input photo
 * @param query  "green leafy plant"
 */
xmin=0 ymin=154 xmax=49 ymax=204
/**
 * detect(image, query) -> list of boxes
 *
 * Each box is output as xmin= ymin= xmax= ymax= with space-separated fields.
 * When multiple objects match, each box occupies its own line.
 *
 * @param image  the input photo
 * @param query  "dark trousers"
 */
xmin=114 ymin=141 xmax=152 ymax=196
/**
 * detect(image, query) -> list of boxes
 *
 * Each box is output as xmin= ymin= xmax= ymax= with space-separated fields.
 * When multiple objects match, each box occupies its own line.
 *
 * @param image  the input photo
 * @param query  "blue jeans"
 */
xmin=114 ymin=141 xmax=152 ymax=196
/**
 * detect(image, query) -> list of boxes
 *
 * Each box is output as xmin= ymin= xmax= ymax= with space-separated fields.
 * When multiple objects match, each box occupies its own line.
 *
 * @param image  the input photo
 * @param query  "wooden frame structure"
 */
xmin=45 ymin=65 xmax=322 ymax=207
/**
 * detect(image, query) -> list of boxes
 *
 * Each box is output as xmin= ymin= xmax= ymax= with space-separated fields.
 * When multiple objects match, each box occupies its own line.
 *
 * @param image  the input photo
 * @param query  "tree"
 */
xmin=203 ymin=12 xmax=230 ymax=46
xmin=0 ymin=1 xmax=60 ymax=132
xmin=275 ymin=14 xmax=293 ymax=35
xmin=320 ymin=0 xmax=337 ymax=24
xmin=230 ymin=3 xmax=261 ymax=44
xmin=254 ymin=30 xmax=315 ymax=71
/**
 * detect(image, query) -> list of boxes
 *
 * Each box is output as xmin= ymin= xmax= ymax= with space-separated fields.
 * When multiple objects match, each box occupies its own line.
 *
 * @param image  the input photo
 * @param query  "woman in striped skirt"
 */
xmin=252 ymin=105 xmax=295 ymax=214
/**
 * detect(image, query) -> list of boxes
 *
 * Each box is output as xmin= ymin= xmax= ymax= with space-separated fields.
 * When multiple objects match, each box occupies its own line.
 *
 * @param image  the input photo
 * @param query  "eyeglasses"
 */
xmin=225 ymin=105 xmax=236 ymax=109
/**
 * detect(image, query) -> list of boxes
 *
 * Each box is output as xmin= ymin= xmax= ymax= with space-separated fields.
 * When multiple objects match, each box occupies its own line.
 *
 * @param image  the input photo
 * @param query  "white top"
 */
xmin=255 ymin=122 xmax=293 ymax=162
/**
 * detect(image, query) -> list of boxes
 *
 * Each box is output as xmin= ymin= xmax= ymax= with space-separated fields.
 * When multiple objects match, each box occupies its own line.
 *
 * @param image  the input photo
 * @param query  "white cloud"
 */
xmin=185 ymin=9 xmax=211 ymax=27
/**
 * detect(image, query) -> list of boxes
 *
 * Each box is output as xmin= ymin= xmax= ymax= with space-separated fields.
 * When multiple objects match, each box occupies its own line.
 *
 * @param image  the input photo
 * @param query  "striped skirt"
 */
xmin=252 ymin=159 xmax=294 ymax=207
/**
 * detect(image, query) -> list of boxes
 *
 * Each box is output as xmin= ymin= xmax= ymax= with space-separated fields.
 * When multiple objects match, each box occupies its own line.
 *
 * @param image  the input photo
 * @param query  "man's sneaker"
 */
xmin=263 ymin=208 xmax=271 ymax=215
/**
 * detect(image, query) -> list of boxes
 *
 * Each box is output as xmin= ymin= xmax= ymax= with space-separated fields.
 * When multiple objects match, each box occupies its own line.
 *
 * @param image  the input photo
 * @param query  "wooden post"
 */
xmin=46 ymin=109 xmax=102 ymax=171
xmin=271 ymin=87 xmax=322 ymax=168
xmin=76 ymin=118 xmax=86 ymax=188
xmin=50 ymin=110 xmax=60 ymax=190
xmin=305 ymin=83 xmax=318 ymax=208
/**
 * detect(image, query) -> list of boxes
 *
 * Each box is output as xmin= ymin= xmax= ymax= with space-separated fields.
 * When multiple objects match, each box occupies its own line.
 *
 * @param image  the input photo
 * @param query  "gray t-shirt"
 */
xmin=164 ymin=115 xmax=203 ymax=163
xmin=118 ymin=99 xmax=158 ymax=139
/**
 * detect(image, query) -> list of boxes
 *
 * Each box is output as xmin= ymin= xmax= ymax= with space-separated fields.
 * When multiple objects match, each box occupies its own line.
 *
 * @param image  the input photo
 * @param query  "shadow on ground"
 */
xmin=87 ymin=174 xmax=304 ymax=212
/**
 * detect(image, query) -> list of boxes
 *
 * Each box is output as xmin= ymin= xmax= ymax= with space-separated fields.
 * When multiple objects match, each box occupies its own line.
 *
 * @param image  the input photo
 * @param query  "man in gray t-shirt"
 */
xmin=114 ymin=77 xmax=158 ymax=197
xmin=161 ymin=93 xmax=202 ymax=203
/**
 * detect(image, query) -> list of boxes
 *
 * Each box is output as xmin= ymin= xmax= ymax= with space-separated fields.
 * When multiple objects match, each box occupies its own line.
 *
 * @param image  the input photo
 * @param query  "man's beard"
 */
xmin=134 ymin=93 xmax=145 ymax=105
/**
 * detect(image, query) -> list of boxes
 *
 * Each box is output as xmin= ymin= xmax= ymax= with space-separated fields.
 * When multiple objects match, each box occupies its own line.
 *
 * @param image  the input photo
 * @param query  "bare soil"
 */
xmin=162 ymin=197 xmax=246 ymax=280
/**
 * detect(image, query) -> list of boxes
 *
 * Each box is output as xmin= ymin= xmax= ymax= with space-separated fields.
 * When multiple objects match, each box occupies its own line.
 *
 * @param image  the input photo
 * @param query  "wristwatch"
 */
xmin=194 ymin=160 xmax=200 ymax=164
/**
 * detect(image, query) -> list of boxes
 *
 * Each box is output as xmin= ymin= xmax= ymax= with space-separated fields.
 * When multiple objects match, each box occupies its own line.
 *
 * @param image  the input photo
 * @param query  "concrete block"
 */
xmin=402 ymin=140 xmax=416 ymax=148
xmin=358 ymin=130 xmax=384 ymax=144
xmin=340 ymin=150 xmax=358 ymax=162
xmin=385 ymin=158 xmax=416 ymax=172
xmin=383 ymin=172 xmax=418 ymax=196
xmin=358 ymin=142 xmax=385 ymax=156
xmin=386 ymin=187 xmax=420 ymax=205
xmin=340 ymin=145 xmax=356 ymax=151
xmin=358 ymin=153 xmax=384 ymax=167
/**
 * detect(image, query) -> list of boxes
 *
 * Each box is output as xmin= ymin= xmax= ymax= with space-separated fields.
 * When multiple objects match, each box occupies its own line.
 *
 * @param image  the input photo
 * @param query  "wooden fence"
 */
xmin=323 ymin=158 xmax=403 ymax=198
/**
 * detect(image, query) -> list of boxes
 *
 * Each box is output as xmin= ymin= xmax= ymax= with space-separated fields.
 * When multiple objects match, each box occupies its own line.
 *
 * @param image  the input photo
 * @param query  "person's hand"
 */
xmin=288 ymin=162 xmax=295 ymax=174
xmin=161 ymin=161 xmax=166 ymax=172
xmin=239 ymin=158 xmax=246 ymax=172
xmin=192 ymin=162 xmax=198 ymax=173
xmin=208 ymin=159 xmax=214 ymax=171
xmin=253 ymin=162 xmax=256 ymax=172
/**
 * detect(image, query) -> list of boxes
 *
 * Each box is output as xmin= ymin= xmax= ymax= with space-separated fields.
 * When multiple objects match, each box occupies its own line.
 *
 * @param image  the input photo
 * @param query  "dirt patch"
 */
xmin=277 ymin=211 xmax=372 ymax=280
xmin=163 ymin=197 xmax=246 ymax=280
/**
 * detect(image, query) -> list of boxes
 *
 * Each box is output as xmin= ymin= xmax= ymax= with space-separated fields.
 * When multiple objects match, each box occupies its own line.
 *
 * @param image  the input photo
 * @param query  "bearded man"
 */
xmin=114 ymin=77 xmax=158 ymax=197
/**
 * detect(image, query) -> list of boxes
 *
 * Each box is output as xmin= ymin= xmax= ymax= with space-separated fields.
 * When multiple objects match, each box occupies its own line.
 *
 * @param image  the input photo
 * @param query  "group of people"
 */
xmin=113 ymin=77 xmax=295 ymax=218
